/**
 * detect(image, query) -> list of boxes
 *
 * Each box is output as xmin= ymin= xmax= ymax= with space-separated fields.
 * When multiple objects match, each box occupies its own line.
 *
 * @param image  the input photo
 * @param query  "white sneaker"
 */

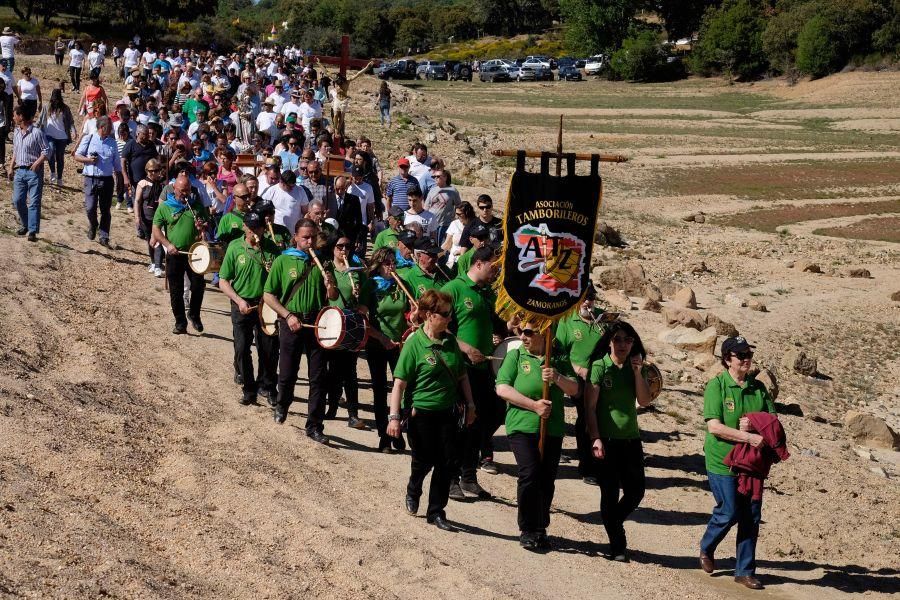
xmin=153 ymin=266 xmax=164 ymax=278
xmin=126 ymin=207 xmax=133 ymax=214
xmin=148 ymin=263 xmax=155 ymax=273
xmin=49 ymin=175 xmax=57 ymax=185
xmin=116 ymin=202 xmax=124 ymax=211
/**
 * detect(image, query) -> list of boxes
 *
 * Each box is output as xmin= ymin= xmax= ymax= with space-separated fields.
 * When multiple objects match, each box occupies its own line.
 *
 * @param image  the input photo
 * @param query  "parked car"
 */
xmin=523 ymin=55 xmax=552 ymax=69
xmin=481 ymin=58 xmax=508 ymax=70
xmin=479 ymin=64 xmax=511 ymax=83
xmin=574 ymin=58 xmax=587 ymax=68
xmin=514 ymin=66 xmax=536 ymax=81
xmin=534 ymin=66 xmax=555 ymax=81
xmin=558 ymin=65 xmax=583 ymax=81
xmin=416 ymin=60 xmax=444 ymax=80
xmin=584 ymin=54 xmax=608 ymax=76
xmin=445 ymin=61 xmax=473 ymax=81
xmin=557 ymin=57 xmax=576 ymax=69
xmin=377 ymin=59 xmax=418 ymax=80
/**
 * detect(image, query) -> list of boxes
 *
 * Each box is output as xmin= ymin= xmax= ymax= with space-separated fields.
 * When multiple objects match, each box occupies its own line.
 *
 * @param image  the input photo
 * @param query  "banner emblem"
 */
xmin=514 ymin=223 xmax=585 ymax=297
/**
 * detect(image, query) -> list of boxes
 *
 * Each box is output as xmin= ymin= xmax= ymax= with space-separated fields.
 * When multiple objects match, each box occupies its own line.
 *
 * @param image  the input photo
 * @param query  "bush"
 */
xmin=609 ymin=30 xmax=669 ymax=81
xmin=691 ymin=0 xmax=768 ymax=79
xmin=795 ymin=15 xmax=841 ymax=77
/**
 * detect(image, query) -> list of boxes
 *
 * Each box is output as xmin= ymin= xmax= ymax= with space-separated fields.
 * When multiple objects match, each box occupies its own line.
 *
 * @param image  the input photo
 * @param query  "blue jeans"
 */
xmin=379 ymin=103 xmax=390 ymax=125
xmin=700 ymin=472 xmax=762 ymax=576
xmin=12 ymin=168 xmax=43 ymax=233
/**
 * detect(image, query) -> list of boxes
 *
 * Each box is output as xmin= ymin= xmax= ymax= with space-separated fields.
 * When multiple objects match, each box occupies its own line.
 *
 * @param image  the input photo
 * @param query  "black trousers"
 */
xmin=139 ymin=214 xmax=164 ymax=267
xmin=572 ymin=390 xmax=593 ymax=476
xmin=276 ymin=320 xmax=327 ymax=434
xmin=407 ymin=408 xmax=457 ymax=520
xmin=456 ymin=366 xmax=498 ymax=482
xmin=365 ymin=340 xmax=399 ymax=438
xmin=69 ymin=66 xmax=82 ymax=91
xmin=230 ymin=300 xmax=278 ymax=398
xmin=509 ymin=433 xmax=563 ymax=533
xmin=325 ymin=348 xmax=360 ymax=418
xmin=596 ymin=438 xmax=645 ymax=553
xmin=55 ymin=53 xmax=63 ymax=66
xmin=165 ymin=254 xmax=205 ymax=327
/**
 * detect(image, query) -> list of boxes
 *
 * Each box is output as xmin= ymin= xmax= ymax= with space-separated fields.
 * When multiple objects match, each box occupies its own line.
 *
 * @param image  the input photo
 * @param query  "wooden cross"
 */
xmin=312 ymin=35 xmax=379 ymax=78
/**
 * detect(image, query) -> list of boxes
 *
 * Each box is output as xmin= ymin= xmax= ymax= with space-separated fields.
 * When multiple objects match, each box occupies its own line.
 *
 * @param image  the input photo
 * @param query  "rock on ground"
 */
xmin=672 ymin=287 xmax=697 ymax=309
xmin=595 ymin=261 xmax=647 ymax=295
xmin=783 ymin=348 xmax=818 ymax=376
xmin=843 ymin=411 xmax=900 ymax=450
xmin=661 ymin=306 xmax=705 ymax=330
xmin=658 ymin=326 xmax=718 ymax=354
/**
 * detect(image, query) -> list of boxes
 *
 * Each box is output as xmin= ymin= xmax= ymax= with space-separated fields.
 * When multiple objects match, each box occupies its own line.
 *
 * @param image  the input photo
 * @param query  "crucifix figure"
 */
xmin=317 ymin=58 xmax=374 ymax=138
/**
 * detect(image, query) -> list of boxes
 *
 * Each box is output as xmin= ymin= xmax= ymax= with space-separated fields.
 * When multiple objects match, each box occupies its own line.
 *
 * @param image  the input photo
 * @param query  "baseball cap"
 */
xmin=397 ymin=157 xmax=410 ymax=167
xmin=388 ymin=205 xmax=405 ymax=218
xmin=414 ymin=237 xmax=441 ymax=255
xmin=243 ymin=211 xmax=263 ymax=229
xmin=721 ymin=336 xmax=754 ymax=356
xmin=286 ymin=114 xmax=297 ymax=123
xmin=469 ymin=222 xmax=491 ymax=240
xmin=397 ymin=229 xmax=417 ymax=247
xmin=254 ymin=200 xmax=276 ymax=216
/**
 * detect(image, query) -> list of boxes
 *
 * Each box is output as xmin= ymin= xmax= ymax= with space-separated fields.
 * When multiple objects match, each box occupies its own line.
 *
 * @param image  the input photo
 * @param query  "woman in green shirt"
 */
xmin=388 ymin=290 xmax=475 ymax=532
xmin=584 ymin=320 xmax=653 ymax=562
xmin=495 ymin=321 xmax=579 ymax=551
xmin=364 ymin=246 xmax=412 ymax=453
xmin=699 ymin=336 xmax=774 ymax=590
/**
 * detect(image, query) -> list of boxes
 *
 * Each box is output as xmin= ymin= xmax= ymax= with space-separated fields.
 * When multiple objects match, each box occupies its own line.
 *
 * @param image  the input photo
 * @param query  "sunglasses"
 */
xmin=520 ymin=328 xmax=536 ymax=337
xmin=612 ymin=336 xmax=635 ymax=344
xmin=733 ymin=351 xmax=754 ymax=361
xmin=233 ymin=193 xmax=250 ymax=199
xmin=334 ymin=243 xmax=351 ymax=249
xmin=478 ymin=205 xmax=491 ymax=210
xmin=146 ymin=168 xmax=162 ymax=173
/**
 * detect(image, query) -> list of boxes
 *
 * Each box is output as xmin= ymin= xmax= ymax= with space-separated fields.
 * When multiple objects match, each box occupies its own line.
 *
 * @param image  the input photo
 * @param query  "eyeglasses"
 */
xmin=145 ymin=168 xmax=161 ymax=173
xmin=733 ymin=351 xmax=754 ymax=361
xmin=307 ymin=169 xmax=320 ymax=175
xmin=233 ymin=193 xmax=250 ymax=199
xmin=612 ymin=336 xmax=635 ymax=344
xmin=520 ymin=328 xmax=536 ymax=337
xmin=334 ymin=243 xmax=351 ymax=249
xmin=478 ymin=205 xmax=491 ymax=210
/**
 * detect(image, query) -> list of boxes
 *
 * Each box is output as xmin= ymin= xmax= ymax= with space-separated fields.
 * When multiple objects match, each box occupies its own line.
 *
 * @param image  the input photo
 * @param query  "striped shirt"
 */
xmin=12 ymin=124 xmax=49 ymax=168
xmin=386 ymin=174 xmax=412 ymax=211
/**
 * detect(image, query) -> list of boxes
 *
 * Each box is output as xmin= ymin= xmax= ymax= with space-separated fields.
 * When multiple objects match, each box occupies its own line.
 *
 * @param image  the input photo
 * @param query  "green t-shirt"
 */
xmin=496 ymin=347 xmax=570 ymax=437
xmin=264 ymin=223 xmax=293 ymax=249
xmin=589 ymin=354 xmax=648 ymax=440
xmin=216 ymin=210 xmax=245 ymax=245
xmin=182 ymin=97 xmax=209 ymax=123
xmin=329 ymin=266 xmax=371 ymax=311
xmin=219 ymin=236 xmax=280 ymax=300
xmin=373 ymin=227 xmax=400 ymax=251
xmin=405 ymin=264 xmax=449 ymax=300
xmin=455 ymin=247 xmax=475 ymax=278
xmin=365 ymin=277 xmax=410 ymax=342
xmin=152 ymin=201 xmax=209 ymax=251
xmin=263 ymin=252 xmax=327 ymax=315
xmin=394 ymin=328 xmax=465 ymax=411
xmin=555 ymin=309 xmax=607 ymax=370
xmin=441 ymin=272 xmax=497 ymax=369
xmin=703 ymin=370 xmax=776 ymax=476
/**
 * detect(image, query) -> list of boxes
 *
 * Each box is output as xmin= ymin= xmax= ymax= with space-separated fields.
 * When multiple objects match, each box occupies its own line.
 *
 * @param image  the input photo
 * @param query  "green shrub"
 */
xmin=609 ymin=30 xmax=669 ymax=81
xmin=691 ymin=0 xmax=768 ymax=79
xmin=795 ymin=15 xmax=841 ymax=77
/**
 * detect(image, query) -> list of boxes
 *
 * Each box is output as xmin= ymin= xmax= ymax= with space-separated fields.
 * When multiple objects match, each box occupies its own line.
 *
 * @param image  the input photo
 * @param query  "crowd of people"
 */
xmin=1 ymin=35 xmax=781 ymax=590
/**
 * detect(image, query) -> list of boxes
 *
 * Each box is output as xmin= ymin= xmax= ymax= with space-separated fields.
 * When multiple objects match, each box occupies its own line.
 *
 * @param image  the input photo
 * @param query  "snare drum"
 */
xmin=258 ymin=302 xmax=279 ymax=336
xmin=644 ymin=362 xmax=663 ymax=401
xmin=315 ymin=306 xmax=369 ymax=352
xmin=490 ymin=336 xmax=524 ymax=376
xmin=187 ymin=241 xmax=225 ymax=274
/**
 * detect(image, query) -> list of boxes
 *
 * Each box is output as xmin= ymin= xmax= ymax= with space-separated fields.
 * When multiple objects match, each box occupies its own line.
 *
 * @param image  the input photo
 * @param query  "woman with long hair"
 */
xmin=442 ymin=200 xmax=474 ymax=268
xmin=377 ymin=81 xmax=391 ymax=127
xmin=37 ymin=88 xmax=76 ymax=186
xmin=584 ymin=320 xmax=654 ymax=562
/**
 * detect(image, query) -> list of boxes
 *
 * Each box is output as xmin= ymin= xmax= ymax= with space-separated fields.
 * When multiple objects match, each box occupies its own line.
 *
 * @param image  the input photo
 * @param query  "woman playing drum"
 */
xmin=495 ymin=320 xmax=579 ymax=551
xmin=584 ymin=320 xmax=654 ymax=562
xmin=364 ymin=246 xmax=413 ymax=453
xmin=387 ymin=289 xmax=475 ymax=532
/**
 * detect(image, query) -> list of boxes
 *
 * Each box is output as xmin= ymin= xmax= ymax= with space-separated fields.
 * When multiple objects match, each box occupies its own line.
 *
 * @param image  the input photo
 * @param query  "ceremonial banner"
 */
xmin=494 ymin=151 xmax=602 ymax=330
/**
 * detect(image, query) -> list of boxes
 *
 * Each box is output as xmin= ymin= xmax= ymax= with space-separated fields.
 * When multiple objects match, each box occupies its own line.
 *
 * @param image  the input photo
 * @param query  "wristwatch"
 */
xmin=388 ymin=413 xmax=402 ymax=421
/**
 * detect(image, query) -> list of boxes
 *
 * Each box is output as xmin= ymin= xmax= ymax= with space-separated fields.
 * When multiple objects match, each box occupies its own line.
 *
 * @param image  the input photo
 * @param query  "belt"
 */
xmin=84 ymin=174 xmax=113 ymax=179
xmin=15 ymin=165 xmax=32 ymax=170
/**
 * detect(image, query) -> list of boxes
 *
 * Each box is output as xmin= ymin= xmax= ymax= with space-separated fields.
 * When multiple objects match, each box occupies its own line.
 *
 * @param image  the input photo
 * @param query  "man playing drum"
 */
xmin=218 ymin=210 xmax=281 ymax=406
xmin=262 ymin=219 xmax=339 ymax=443
xmin=152 ymin=174 xmax=211 ymax=334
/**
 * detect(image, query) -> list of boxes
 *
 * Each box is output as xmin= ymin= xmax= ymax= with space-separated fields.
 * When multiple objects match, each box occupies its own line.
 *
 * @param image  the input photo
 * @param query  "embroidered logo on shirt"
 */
xmin=238 ymin=255 xmax=247 ymax=266
xmin=417 ymin=284 xmax=426 ymax=295
xmin=521 ymin=361 xmax=532 ymax=374
xmin=603 ymin=376 xmax=613 ymax=389
xmin=425 ymin=354 xmax=437 ymax=366
xmin=725 ymin=400 xmax=735 ymax=411
xmin=463 ymin=297 xmax=474 ymax=310
xmin=573 ymin=329 xmax=583 ymax=341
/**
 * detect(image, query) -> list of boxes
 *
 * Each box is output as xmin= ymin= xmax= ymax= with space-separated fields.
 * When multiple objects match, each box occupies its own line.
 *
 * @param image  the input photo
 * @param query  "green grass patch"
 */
xmin=813 ymin=215 xmax=900 ymax=243
xmin=716 ymin=199 xmax=900 ymax=233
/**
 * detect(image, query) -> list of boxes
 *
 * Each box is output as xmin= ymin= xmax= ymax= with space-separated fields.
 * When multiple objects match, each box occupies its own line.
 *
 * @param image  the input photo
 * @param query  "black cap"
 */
xmin=397 ymin=229 xmax=417 ymax=248
xmin=469 ymin=222 xmax=491 ymax=239
xmin=243 ymin=211 xmax=263 ymax=229
xmin=388 ymin=205 xmax=405 ymax=218
xmin=721 ymin=336 xmax=754 ymax=356
xmin=414 ymin=237 xmax=441 ymax=255
xmin=254 ymin=200 xmax=276 ymax=216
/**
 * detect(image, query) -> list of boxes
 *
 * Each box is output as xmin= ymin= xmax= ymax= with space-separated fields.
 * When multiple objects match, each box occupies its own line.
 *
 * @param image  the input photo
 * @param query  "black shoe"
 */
xmin=537 ymin=531 xmax=552 ymax=550
xmin=233 ymin=372 xmax=243 ymax=385
xmin=274 ymin=406 xmax=287 ymax=424
xmin=479 ymin=458 xmax=499 ymax=475
xmin=16 ymin=226 xmax=27 ymax=236
xmin=448 ymin=481 xmax=466 ymax=502
xmin=239 ymin=394 xmax=256 ymax=406
xmin=582 ymin=476 xmax=599 ymax=486
xmin=392 ymin=435 xmax=406 ymax=452
xmin=172 ymin=323 xmax=187 ymax=334
xmin=264 ymin=392 xmax=278 ymax=408
xmin=609 ymin=549 xmax=629 ymax=562
xmin=347 ymin=416 xmax=367 ymax=430
xmin=86 ymin=226 xmax=96 ymax=240
xmin=460 ymin=480 xmax=491 ymax=499
xmin=520 ymin=531 xmax=540 ymax=550
xmin=307 ymin=430 xmax=329 ymax=445
xmin=427 ymin=516 xmax=456 ymax=532
xmin=405 ymin=494 xmax=419 ymax=515
xmin=27 ymin=232 xmax=37 ymax=242
xmin=99 ymin=237 xmax=109 ymax=247
xmin=377 ymin=436 xmax=395 ymax=454
xmin=189 ymin=316 xmax=203 ymax=332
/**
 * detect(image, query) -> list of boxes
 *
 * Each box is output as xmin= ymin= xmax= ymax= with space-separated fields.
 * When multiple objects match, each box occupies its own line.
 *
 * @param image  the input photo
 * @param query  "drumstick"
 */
xmin=267 ymin=221 xmax=279 ymax=246
xmin=390 ymin=270 xmax=419 ymax=310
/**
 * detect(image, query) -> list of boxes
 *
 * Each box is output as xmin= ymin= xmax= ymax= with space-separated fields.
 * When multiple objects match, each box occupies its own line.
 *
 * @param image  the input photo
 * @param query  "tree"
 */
xmin=690 ymin=0 xmax=768 ymax=79
xmin=559 ymin=0 xmax=638 ymax=55
xmin=646 ymin=0 xmax=718 ymax=41
xmin=609 ymin=28 xmax=669 ymax=80
xmin=432 ymin=7 xmax=479 ymax=42
xmin=794 ymin=14 xmax=840 ymax=77
xmin=395 ymin=17 xmax=430 ymax=54
xmin=353 ymin=8 xmax=395 ymax=57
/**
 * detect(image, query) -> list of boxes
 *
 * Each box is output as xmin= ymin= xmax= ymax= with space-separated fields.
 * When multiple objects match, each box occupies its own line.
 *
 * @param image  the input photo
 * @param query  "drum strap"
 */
xmin=282 ymin=260 xmax=316 ymax=315
xmin=430 ymin=342 xmax=467 ymax=430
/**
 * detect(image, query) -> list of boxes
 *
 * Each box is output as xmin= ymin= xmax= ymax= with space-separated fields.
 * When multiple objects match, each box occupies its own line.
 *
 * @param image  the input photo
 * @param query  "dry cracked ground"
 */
xmin=1 ymin=55 xmax=898 ymax=599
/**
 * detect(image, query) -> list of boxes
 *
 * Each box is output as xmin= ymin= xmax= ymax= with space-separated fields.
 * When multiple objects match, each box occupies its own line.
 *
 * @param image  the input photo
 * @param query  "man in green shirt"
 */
xmin=394 ymin=229 xmax=417 ymax=278
xmin=254 ymin=199 xmax=292 ymax=250
xmin=405 ymin=237 xmax=450 ymax=300
xmin=218 ymin=211 xmax=281 ymax=406
xmin=262 ymin=218 xmax=339 ymax=441
xmin=372 ymin=205 xmax=404 ymax=251
xmin=441 ymin=245 xmax=504 ymax=499
xmin=216 ymin=182 xmax=252 ymax=245
xmin=152 ymin=174 xmax=211 ymax=334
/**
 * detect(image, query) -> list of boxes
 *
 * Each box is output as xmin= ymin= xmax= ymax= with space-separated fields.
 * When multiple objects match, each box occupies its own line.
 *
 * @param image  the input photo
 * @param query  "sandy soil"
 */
xmin=1 ymin=57 xmax=899 ymax=599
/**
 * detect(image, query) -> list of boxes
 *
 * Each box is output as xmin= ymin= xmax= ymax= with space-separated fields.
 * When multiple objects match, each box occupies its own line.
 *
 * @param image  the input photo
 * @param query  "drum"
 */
xmin=258 ymin=302 xmax=279 ymax=336
xmin=188 ymin=241 xmax=225 ymax=274
xmin=490 ymin=336 xmax=524 ymax=376
xmin=644 ymin=362 xmax=663 ymax=401
xmin=315 ymin=306 xmax=369 ymax=352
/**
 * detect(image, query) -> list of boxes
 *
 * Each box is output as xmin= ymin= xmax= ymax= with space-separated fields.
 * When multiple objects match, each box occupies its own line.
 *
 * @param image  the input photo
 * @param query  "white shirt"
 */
xmin=407 ymin=155 xmax=431 ymax=179
xmin=444 ymin=219 xmax=466 ymax=266
xmin=0 ymin=69 xmax=12 ymax=95
xmin=262 ymin=184 xmax=308 ymax=234
xmin=44 ymin=111 xmax=68 ymax=140
xmin=265 ymin=91 xmax=287 ymax=112
xmin=69 ymin=49 xmax=85 ymax=68
xmin=279 ymin=100 xmax=302 ymax=118
xmin=123 ymin=47 xmax=140 ymax=68
xmin=0 ymin=35 xmax=18 ymax=59
xmin=349 ymin=181 xmax=375 ymax=225
xmin=141 ymin=51 xmax=157 ymax=66
xmin=81 ymin=117 xmax=98 ymax=136
xmin=255 ymin=111 xmax=278 ymax=140
xmin=297 ymin=101 xmax=321 ymax=132
xmin=404 ymin=209 xmax=434 ymax=229
xmin=16 ymin=77 xmax=39 ymax=100
xmin=98 ymin=43 xmax=107 ymax=56
xmin=88 ymin=51 xmax=103 ymax=69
